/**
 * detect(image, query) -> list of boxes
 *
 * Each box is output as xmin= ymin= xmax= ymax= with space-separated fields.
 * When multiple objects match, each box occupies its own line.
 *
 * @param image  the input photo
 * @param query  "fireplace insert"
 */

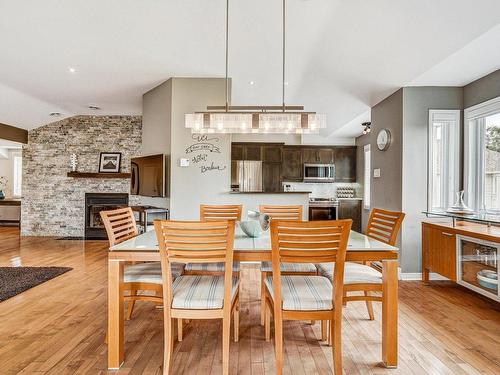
xmin=85 ymin=193 xmax=129 ymax=239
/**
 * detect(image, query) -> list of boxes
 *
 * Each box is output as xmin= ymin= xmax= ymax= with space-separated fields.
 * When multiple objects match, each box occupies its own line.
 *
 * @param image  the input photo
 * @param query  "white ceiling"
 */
xmin=1 ymin=0 xmax=500 ymax=137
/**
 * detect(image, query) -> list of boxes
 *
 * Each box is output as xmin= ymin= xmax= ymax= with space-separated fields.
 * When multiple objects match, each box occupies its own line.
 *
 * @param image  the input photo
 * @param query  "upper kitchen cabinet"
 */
xmin=282 ymin=147 xmax=303 ymax=181
xmin=231 ymin=143 xmax=263 ymax=160
xmin=231 ymin=144 xmax=244 ymax=160
xmin=262 ymin=144 xmax=282 ymax=163
xmin=318 ymin=148 xmax=334 ymax=164
xmin=334 ymin=147 xmax=356 ymax=182
xmin=302 ymin=148 xmax=318 ymax=163
xmin=231 ymin=143 xmax=357 ymax=183
xmin=302 ymin=148 xmax=334 ymax=164
xmin=244 ymin=144 xmax=262 ymax=160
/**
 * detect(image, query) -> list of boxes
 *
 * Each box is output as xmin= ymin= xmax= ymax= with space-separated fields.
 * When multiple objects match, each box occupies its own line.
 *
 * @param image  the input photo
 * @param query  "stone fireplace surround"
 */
xmin=21 ymin=115 xmax=142 ymax=237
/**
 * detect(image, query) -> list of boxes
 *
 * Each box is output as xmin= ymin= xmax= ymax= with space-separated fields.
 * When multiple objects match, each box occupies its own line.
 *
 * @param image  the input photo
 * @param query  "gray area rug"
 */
xmin=0 ymin=266 xmax=73 ymax=302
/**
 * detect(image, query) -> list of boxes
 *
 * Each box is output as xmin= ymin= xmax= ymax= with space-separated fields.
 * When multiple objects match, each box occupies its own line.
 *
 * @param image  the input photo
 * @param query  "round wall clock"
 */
xmin=377 ymin=129 xmax=392 ymax=151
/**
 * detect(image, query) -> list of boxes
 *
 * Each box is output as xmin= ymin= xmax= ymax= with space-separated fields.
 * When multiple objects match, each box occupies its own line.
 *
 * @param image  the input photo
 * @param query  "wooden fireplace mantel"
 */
xmin=67 ymin=172 xmax=131 ymax=179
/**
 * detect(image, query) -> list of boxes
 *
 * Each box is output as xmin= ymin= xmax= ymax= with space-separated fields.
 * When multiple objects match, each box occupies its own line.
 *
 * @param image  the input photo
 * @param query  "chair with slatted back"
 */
xmin=154 ymin=220 xmax=240 ymax=375
xmin=258 ymin=205 xmax=317 ymax=325
xmin=263 ymin=219 xmax=352 ymax=375
xmin=316 ymin=208 xmax=405 ymax=321
xmin=259 ymin=205 xmax=303 ymax=221
xmin=200 ymin=204 xmax=242 ymax=222
xmin=100 ymin=207 xmax=184 ymax=320
xmin=183 ymin=205 xmax=243 ymax=276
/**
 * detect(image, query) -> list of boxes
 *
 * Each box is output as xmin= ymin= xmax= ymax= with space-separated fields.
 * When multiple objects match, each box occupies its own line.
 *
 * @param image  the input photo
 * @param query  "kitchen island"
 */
xmin=223 ymin=191 xmax=310 ymax=220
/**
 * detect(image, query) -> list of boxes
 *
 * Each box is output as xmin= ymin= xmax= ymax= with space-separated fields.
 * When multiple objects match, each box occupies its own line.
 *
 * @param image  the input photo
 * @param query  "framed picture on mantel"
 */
xmin=99 ymin=152 xmax=122 ymax=173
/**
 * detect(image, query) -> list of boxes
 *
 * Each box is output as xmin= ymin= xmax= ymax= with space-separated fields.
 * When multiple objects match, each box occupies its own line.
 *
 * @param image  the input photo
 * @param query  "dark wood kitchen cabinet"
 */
xmin=303 ymin=148 xmax=334 ymax=164
xmin=318 ymin=148 xmax=334 ymax=164
xmin=244 ymin=144 xmax=262 ymax=160
xmin=231 ymin=143 xmax=262 ymax=160
xmin=302 ymin=148 xmax=318 ymax=163
xmin=262 ymin=145 xmax=282 ymax=163
xmin=282 ymin=147 xmax=303 ymax=181
xmin=231 ymin=144 xmax=244 ymax=160
xmin=231 ymin=142 xmax=357 ymax=184
xmin=338 ymin=199 xmax=361 ymax=232
xmin=263 ymin=162 xmax=282 ymax=192
xmin=334 ymin=147 xmax=356 ymax=182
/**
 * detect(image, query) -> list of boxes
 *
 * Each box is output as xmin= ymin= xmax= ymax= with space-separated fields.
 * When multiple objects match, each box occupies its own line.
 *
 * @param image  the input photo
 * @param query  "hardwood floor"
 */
xmin=0 ymin=226 xmax=499 ymax=374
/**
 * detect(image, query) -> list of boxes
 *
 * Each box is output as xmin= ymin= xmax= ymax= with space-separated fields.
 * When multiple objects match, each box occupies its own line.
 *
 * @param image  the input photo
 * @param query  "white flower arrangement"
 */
xmin=0 ymin=176 xmax=8 ymax=190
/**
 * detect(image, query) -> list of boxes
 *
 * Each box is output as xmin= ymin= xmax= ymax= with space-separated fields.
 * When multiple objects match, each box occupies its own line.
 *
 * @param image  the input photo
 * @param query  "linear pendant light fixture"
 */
xmin=185 ymin=0 xmax=326 ymax=134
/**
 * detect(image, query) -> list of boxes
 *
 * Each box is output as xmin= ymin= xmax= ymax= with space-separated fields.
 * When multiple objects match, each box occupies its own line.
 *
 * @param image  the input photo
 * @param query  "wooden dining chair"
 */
xmin=259 ymin=205 xmax=303 ymax=221
xmin=257 ymin=204 xmax=317 ymax=325
xmin=154 ymin=220 xmax=240 ymax=375
xmin=200 ymin=204 xmax=242 ymax=221
xmin=183 ymin=204 xmax=243 ymax=276
xmin=316 ymin=208 xmax=405 ymax=321
xmin=263 ymin=219 xmax=352 ymax=374
xmin=101 ymin=207 xmax=184 ymax=320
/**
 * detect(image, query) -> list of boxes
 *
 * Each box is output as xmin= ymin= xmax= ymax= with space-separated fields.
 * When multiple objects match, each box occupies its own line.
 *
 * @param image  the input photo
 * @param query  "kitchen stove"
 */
xmin=309 ymin=197 xmax=339 ymax=207
xmin=308 ymin=197 xmax=338 ymax=220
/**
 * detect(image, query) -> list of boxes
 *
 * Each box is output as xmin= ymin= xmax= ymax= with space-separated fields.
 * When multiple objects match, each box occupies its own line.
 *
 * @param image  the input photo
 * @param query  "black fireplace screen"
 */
xmin=85 ymin=193 xmax=129 ymax=239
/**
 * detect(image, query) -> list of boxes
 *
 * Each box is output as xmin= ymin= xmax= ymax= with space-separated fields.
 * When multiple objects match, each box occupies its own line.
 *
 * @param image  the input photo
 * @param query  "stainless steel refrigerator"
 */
xmin=231 ymin=160 xmax=263 ymax=192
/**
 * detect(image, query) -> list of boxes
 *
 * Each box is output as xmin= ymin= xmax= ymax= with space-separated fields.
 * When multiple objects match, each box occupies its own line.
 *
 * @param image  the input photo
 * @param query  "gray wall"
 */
xmin=356 ymin=89 xmax=403 ymax=232
xmin=401 ymin=87 xmax=463 ymax=273
xmin=355 ymin=87 xmax=464 ymax=273
xmin=169 ymin=78 xmax=232 ymax=220
xmin=464 ymin=69 xmax=500 ymax=108
xmin=140 ymin=80 xmax=173 ymax=208
xmin=142 ymin=79 xmax=172 ymax=156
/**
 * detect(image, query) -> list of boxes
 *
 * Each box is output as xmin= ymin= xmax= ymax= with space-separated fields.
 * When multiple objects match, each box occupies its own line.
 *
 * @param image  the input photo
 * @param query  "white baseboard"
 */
xmin=400 ymin=272 xmax=450 ymax=281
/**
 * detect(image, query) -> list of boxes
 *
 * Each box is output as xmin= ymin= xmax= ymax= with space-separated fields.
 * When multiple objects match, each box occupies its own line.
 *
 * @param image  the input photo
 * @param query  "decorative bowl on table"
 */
xmin=239 ymin=220 xmax=263 ymax=238
xmin=247 ymin=210 xmax=271 ymax=231
xmin=476 ymin=269 xmax=498 ymax=290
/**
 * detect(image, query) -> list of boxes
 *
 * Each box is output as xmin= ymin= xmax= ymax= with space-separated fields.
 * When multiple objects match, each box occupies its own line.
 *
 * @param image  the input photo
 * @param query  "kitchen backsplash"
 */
xmin=283 ymin=182 xmax=361 ymax=198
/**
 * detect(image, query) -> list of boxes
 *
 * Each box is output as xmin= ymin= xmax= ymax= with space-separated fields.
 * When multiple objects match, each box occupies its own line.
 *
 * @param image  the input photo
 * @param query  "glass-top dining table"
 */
xmin=107 ymin=227 xmax=399 ymax=370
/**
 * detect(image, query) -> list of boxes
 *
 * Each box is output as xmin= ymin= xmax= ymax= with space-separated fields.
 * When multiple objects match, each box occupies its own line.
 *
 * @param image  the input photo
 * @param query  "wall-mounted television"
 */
xmin=130 ymin=154 xmax=170 ymax=197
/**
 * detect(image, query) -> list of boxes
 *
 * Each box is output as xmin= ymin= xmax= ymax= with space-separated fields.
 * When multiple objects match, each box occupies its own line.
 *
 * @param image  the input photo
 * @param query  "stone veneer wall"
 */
xmin=21 ymin=115 xmax=142 ymax=236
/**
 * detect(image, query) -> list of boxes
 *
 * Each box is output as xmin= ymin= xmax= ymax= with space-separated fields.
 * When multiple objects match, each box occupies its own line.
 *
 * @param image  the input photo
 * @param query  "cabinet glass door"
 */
xmin=457 ymin=236 xmax=499 ymax=301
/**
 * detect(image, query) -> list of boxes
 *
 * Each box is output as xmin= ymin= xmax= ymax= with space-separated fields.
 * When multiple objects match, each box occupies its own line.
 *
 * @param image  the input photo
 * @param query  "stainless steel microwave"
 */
xmin=303 ymin=164 xmax=335 ymax=182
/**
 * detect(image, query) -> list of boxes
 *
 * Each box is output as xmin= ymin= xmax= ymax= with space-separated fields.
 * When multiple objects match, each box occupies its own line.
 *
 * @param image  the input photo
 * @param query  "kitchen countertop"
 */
xmin=228 ymin=191 xmax=311 ymax=194
xmin=337 ymin=197 xmax=363 ymax=201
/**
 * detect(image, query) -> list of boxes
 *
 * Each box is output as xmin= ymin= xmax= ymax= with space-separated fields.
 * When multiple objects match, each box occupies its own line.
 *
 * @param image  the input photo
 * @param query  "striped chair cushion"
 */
xmin=172 ymin=275 xmax=240 ymax=309
xmin=184 ymin=262 xmax=240 ymax=273
xmin=260 ymin=262 xmax=317 ymax=273
xmin=265 ymin=275 xmax=333 ymax=311
xmin=124 ymin=262 xmax=184 ymax=284
xmin=316 ymin=262 xmax=382 ymax=284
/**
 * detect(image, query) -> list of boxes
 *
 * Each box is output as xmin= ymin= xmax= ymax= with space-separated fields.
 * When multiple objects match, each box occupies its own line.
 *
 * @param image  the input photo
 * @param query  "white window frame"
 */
xmin=464 ymin=96 xmax=500 ymax=211
xmin=363 ymin=144 xmax=371 ymax=209
xmin=427 ymin=109 xmax=460 ymax=211
xmin=12 ymin=151 xmax=22 ymax=198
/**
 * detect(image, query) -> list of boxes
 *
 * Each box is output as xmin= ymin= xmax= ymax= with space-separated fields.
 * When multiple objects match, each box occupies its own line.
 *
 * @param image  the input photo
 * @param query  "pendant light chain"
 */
xmin=184 ymin=0 xmax=326 ymax=134
xmin=282 ymin=0 xmax=286 ymax=112
xmin=225 ymin=0 xmax=229 ymax=111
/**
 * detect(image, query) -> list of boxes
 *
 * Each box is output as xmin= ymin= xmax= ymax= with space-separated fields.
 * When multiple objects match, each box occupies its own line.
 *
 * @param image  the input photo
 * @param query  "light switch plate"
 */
xmin=373 ymin=168 xmax=381 ymax=178
xmin=179 ymin=158 xmax=190 ymax=167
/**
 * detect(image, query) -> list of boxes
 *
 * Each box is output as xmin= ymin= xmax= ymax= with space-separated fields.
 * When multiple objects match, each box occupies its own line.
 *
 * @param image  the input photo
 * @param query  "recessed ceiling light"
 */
xmin=68 ymin=67 xmax=76 ymax=73
xmin=49 ymin=112 xmax=61 ymax=117
xmin=284 ymin=81 xmax=289 ymax=86
xmin=248 ymin=81 xmax=255 ymax=85
xmin=88 ymin=105 xmax=101 ymax=110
